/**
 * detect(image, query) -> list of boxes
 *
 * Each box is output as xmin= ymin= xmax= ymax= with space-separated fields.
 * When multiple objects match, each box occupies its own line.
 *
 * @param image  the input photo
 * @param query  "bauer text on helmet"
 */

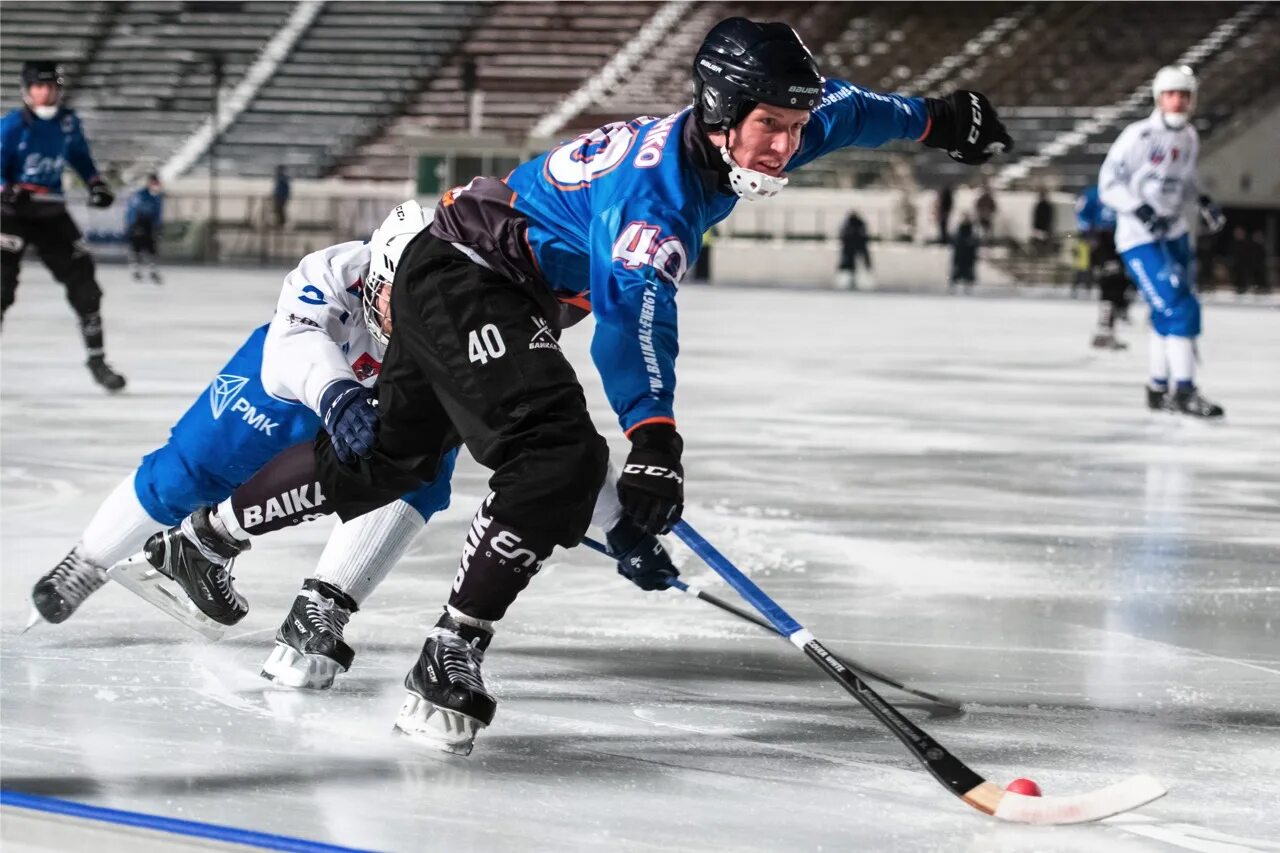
xmin=694 ymin=18 xmax=823 ymax=201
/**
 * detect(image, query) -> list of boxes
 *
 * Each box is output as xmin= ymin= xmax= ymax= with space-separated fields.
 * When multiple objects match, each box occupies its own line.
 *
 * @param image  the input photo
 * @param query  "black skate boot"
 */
xmin=394 ymin=610 xmax=496 ymax=755
xmin=141 ymin=507 xmax=250 ymax=626
xmin=86 ymin=356 xmax=126 ymax=392
xmin=1091 ymin=331 xmax=1128 ymax=351
xmin=1146 ymin=385 xmax=1172 ymax=411
xmin=28 ymin=547 xmax=108 ymax=626
xmin=261 ymin=579 xmax=358 ymax=689
xmin=1172 ymin=386 xmax=1224 ymax=418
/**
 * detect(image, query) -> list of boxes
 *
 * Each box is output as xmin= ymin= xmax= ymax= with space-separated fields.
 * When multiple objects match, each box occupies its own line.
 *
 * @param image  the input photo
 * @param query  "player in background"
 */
xmin=1 ymin=61 xmax=125 ymax=391
xmin=1075 ymin=184 xmax=1130 ymax=350
xmin=1098 ymin=65 xmax=1227 ymax=417
xmin=125 ymin=173 xmax=164 ymax=284
xmin=127 ymin=17 xmax=1012 ymax=754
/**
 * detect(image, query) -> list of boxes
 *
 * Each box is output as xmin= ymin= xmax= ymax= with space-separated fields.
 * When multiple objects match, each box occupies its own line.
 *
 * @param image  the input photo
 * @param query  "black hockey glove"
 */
xmin=617 ymin=423 xmax=684 ymax=535
xmin=1134 ymin=204 xmax=1172 ymax=239
xmin=922 ymin=91 xmax=1015 ymax=165
xmin=1198 ymin=195 xmax=1226 ymax=235
xmin=320 ymin=379 xmax=379 ymax=464
xmin=606 ymin=517 xmax=679 ymax=591
xmin=87 ymin=178 xmax=114 ymax=209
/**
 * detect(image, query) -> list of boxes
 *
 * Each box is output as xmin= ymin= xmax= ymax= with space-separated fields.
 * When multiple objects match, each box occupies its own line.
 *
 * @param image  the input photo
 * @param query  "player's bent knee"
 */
xmin=134 ymin=446 xmax=229 ymax=525
xmin=400 ymin=447 xmax=459 ymax=521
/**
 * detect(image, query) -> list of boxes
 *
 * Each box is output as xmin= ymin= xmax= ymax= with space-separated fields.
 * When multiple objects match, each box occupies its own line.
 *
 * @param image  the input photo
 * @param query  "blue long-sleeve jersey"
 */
xmin=496 ymin=78 xmax=928 ymax=435
xmin=126 ymin=187 xmax=164 ymax=229
xmin=0 ymin=106 xmax=101 ymax=199
xmin=1075 ymin=184 xmax=1116 ymax=234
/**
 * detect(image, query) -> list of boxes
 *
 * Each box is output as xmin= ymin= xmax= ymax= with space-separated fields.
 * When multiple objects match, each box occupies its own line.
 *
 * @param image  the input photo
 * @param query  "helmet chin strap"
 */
xmin=720 ymin=128 xmax=787 ymax=202
xmin=1159 ymin=110 xmax=1189 ymax=130
xmin=30 ymin=104 xmax=58 ymax=120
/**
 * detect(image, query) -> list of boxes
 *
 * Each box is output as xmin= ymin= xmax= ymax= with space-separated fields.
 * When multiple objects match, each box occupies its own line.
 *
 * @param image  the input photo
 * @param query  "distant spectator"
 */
xmin=1195 ymin=231 xmax=1218 ymax=292
xmin=1230 ymin=227 xmax=1269 ymax=295
xmin=272 ymin=165 xmax=291 ymax=227
xmin=950 ymin=216 xmax=979 ymax=292
xmin=1031 ymin=189 xmax=1055 ymax=255
xmin=934 ymin=183 xmax=953 ymax=244
xmin=125 ymin=173 xmax=164 ymax=284
xmin=974 ymin=183 xmax=997 ymax=243
xmin=835 ymin=210 xmax=872 ymax=290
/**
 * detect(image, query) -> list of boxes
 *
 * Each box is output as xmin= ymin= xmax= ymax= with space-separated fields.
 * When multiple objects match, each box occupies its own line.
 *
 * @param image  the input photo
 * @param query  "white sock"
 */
xmin=446 ymin=604 xmax=495 ymax=634
xmin=215 ymin=498 xmax=251 ymax=542
xmin=78 ymin=473 xmax=166 ymax=568
xmin=1148 ymin=331 xmax=1169 ymax=387
xmin=590 ymin=461 xmax=623 ymax=533
xmin=313 ymin=500 xmax=425 ymax=606
xmin=1166 ymin=335 xmax=1196 ymax=385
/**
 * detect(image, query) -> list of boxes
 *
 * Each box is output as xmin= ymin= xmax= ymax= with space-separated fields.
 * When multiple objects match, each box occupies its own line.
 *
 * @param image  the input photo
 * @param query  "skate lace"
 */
xmin=303 ymin=591 xmax=350 ymax=638
xmin=46 ymin=551 xmax=107 ymax=606
xmin=437 ymin=633 xmax=486 ymax=694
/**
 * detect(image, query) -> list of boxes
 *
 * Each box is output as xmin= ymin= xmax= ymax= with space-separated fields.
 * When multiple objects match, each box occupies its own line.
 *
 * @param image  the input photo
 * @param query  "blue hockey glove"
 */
xmin=1134 ymin=204 xmax=1172 ymax=239
xmin=606 ymin=518 xmax=679 ymax=592
xmin=319 ymin=379 xmax=378 ymax=464
xmin=87 ymin=178 xmax=114 ymax=209
xmin=1198 ymin=195 xmax=1226 ymax=235
xmin=617 ymin=424 xmax=684 ymax=535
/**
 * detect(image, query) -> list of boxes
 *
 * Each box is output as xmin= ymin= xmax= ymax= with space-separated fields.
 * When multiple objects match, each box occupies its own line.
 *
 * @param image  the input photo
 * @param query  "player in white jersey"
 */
xmin=1098 ymin=65 xmax=1226 ymax=417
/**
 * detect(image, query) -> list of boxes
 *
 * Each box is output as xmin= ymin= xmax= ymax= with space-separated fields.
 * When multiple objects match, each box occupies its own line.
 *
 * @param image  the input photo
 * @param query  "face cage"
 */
xmin=362 ymin=271 xmax=392 ymax=347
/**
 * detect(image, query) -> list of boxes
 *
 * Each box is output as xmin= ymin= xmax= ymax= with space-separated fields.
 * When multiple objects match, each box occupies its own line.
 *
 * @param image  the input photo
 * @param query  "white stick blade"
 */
xmin=994 ymin=774 xmax=1167 ymax=825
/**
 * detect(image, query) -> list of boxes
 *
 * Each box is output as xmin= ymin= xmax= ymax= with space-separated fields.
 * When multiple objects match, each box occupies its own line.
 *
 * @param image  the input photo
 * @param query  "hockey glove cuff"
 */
xmin=618 ymin=424 xmax=684 ymax=535
xmin=922 ymin=91 xmax=1014 ymax=165
xmin=88 ymin=178 xmax=115 ymax=209
xmin=606 ymin=517 xmax=679 ymax=591
xmin=319 ymin=379 xmax=379 ymax=465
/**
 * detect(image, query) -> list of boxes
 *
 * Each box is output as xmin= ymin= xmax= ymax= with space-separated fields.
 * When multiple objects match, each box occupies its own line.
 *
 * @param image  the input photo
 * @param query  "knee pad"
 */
xmin=134 ymin=445 xmax=232 ymax=526
xmin=400 ymin=447 xmax=458 ymax=520
xmin=1164 ymin=294 xmax=1202 ymax=338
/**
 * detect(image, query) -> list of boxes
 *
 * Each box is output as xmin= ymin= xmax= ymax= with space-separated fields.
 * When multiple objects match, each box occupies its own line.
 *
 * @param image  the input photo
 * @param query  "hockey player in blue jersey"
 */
xmin=1099 ymin=65 xmax=1226 ymax=417
xmin=1075 ymin=184 xmax=1130 ymax=350
xmin=125 ymin=173 xmax=164 ymax=284
xmin=1 ymin=60 xmax=125 ymax=391
xmin=130 ymin=17 xmax=1013 ymax=754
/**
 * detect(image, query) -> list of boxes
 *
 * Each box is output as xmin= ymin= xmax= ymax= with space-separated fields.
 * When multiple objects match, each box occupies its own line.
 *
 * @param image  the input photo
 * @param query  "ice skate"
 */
xmin=28 ymin=547 xmax=108 ymax=627
xmin=1172 ymin=386 xmax=1224 ymax=418
xmin=393 ymin=611 xmax=496 ymax=756
xmin=131 ymin=268 xmax=142 ymax=282
xmin=150 ymin=269 xmax=163 ymax=285
xmin=261 ymin=579 xmax=357 ymax=690
xmin=86 ymin=356 xmax=126 ymax=392
xmin=124 ymin=507 xmax=250 ymax=629
xmin=109 ymin=554 xmax=227 ymax=640
xmin=1146 ymin=386 xmax=1172 ymax=412
xmin=1091 ymin=331 xmax=1128 ymax=351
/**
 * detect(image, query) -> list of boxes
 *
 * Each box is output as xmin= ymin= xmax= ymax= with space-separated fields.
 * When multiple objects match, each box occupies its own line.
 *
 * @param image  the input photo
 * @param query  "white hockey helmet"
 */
xmin=364 ymin=200 xmax=432 ymax=346
xmin=1152 ymin=65 xmax=1197 ymax=128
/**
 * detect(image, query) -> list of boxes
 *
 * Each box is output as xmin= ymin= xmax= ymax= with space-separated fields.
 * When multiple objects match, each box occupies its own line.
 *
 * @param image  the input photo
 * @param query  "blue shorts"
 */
xmin=134 ymin=324 xmax=455 ymax=524
xmin=1120 ymin=235 xmax=1200 ymax=337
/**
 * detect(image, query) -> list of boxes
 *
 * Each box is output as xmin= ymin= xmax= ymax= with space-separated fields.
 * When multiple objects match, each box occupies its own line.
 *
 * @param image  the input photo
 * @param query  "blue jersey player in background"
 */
xmin=125 ymin=173 xmax=164 ymax=284
xmin=131 ymin=17 xmax=1014 ymax=756
xmin=1 ymin=60 xmax=124 ymax=391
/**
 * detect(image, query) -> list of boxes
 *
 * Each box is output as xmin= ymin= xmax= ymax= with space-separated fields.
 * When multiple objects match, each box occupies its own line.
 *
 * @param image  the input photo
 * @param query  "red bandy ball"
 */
xmin=1005 ymin=777 xmax=1043 ymax=797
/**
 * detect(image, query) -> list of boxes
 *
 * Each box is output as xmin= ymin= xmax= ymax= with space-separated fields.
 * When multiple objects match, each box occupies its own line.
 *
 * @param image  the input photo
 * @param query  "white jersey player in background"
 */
xmin=1099 ymin=64 xmax=1226 ymax=417
xmin=29 ymin=200 xmax=675 ymax=692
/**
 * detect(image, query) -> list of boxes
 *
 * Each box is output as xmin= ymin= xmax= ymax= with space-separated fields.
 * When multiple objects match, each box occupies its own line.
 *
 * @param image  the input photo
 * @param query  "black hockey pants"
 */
xmin=1 ymin=204 xmax=103 ymax=319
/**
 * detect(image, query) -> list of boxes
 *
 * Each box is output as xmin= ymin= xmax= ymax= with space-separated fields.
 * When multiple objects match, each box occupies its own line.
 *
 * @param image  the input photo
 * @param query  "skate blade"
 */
xmin=260 ymin=643 xmax=343 ymax=690
xmin=21 ymin=608 xmax=43 ymax=634
xmin=108 ymin=556 xmax=226 ymax=640
xmin=392 ymin=693 xmax=485 ymax=756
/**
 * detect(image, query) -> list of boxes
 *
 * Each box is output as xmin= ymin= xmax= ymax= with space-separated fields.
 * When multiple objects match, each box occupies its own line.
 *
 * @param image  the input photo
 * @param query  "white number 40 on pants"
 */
xmin=468 ymin=324 xmax=506 ymax=364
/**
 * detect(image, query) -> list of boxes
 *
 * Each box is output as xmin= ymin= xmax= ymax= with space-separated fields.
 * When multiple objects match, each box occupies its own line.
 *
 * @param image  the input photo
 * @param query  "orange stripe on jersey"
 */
xmin=915 ymin=115 xmax=933 ymax=142
xmin=625 ymin=417 xmax=676 ymax=437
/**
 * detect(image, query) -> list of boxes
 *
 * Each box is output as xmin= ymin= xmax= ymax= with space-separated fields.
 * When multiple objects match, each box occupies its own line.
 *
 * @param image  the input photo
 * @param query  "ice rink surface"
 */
xmin=2 ymin=264 xmax=1278 ymax=852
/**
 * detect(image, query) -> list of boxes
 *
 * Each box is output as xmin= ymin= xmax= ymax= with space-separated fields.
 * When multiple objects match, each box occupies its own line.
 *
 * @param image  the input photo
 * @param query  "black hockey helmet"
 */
xmin=20 ymin=60 xmax=63 ymax=89
xmin=692 ymin=17 xmax=823 ymax=132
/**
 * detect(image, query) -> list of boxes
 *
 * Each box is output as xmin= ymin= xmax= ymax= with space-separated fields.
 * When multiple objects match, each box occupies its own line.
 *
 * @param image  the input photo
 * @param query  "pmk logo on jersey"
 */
xmin=529 ymin=315 xmax=560 ymax=351
xmin=208 ymin=373 xmax=279 ymax=435
xmin=209 ymin=374 xmax=250 ymax=419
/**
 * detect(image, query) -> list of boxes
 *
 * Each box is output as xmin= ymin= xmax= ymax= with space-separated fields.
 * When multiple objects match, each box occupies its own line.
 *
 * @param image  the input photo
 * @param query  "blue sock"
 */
xmin=1175 ymin=379 xmax=1195 ymax=393
xmin=1150 ymin=378 xmax=1169 ymax=392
